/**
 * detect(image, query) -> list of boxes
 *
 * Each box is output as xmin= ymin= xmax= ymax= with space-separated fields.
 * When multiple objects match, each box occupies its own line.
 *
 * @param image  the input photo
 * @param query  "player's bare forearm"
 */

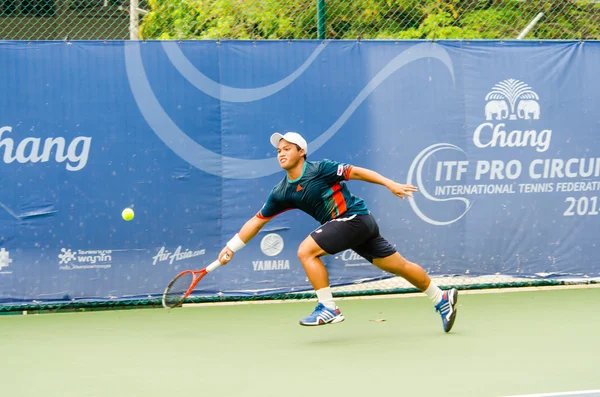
xmin=348 ymin=166 xmax=418 ymax=199
xmin=348 ymin=166 xmax=393 ymax=188
xmin=219 ymin=216 xmax=270 ymax=264
xmin=238 ymin=216 xmax=270 ymax=243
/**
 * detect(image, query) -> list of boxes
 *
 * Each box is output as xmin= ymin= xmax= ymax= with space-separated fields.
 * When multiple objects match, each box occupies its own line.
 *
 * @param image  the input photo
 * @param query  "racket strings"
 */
xmin=163 ymin=272 xmax=194 ymax=308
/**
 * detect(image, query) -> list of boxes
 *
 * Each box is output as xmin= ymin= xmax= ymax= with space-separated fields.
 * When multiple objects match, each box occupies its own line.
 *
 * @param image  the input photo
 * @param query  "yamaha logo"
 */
xmin=260 ymin=233 xmax=284 ymax=257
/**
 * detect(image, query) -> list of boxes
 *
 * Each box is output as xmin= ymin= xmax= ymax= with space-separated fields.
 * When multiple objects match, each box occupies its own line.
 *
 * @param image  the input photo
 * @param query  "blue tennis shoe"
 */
xmin=435 ymin=288 xmax=458 ymax=333
xmin=300 ymin=303 xmax=345 ymax=326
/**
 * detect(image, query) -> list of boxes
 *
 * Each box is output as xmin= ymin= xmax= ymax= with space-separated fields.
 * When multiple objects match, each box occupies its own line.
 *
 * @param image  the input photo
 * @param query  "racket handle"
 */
xmin=206 ymin=253 xmax=230 ymax=273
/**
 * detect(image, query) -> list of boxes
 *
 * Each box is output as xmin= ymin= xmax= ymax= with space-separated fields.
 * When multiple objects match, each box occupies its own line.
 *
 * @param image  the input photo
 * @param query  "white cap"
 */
xmin=270 ymin=132 xmax=308 ymax=155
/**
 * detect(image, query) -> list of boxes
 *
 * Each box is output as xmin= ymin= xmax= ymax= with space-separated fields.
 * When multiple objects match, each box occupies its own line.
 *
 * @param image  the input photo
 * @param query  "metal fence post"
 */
xmin=317 ymin=0 xmax=326 ymax=40
xmin=130 ymin=0 xmax=139 ymax=40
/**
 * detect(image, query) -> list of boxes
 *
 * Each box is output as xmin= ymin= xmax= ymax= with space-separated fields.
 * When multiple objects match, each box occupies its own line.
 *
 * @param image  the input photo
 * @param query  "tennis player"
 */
xmin=219 ymin=132 xmax=458 ymax=332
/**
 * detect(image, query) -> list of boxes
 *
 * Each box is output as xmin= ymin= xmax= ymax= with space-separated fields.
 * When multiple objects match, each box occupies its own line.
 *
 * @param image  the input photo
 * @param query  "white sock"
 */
xmin=316 ymin=287 xmax=336 ymax=310
xmin=424 ymin=282 xmax=443 ymax=305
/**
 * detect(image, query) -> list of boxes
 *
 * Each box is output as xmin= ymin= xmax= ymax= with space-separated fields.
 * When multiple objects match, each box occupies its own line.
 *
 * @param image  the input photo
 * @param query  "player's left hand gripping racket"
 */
xmin=162 ymin=254 xmax=229 ymax=309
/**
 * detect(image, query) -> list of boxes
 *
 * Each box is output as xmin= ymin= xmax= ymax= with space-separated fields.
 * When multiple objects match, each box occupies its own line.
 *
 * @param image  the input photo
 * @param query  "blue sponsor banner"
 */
xmin=0 ymin=40 xmax=598 ymax=304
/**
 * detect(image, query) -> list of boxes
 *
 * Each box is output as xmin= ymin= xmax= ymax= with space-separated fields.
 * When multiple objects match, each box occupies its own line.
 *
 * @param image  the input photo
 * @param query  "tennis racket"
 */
xmin=161 ymin=254 xmax=229 ymax=309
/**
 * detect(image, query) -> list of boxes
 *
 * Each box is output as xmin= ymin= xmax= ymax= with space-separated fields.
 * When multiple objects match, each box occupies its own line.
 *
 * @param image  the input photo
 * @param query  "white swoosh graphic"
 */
xmin=407 ymin=143 xmax=472 ymax=226
xmin=162 ymin=41 xmax=328 ymax=102
xmin=124 ymin=41 xmax=455 ymax=179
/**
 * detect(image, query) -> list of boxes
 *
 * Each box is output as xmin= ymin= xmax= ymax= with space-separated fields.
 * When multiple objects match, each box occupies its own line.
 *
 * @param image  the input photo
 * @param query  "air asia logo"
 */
xmin=484 ymin=79 xmax=540 ymax=121
xmin=0 ymin=248 xmax=13 ymax=274
xmin=406 ymin=79 xmax=576 ymax=226
xmin=0 ymin=126 xmax=92 ymax=171
xmin=58 ymin=248 xmax=112 ymax=270
xmin=260 ymin=233 xmax=284 ymax=257
xmin=152 ymin=246 xmax=206 ymax=265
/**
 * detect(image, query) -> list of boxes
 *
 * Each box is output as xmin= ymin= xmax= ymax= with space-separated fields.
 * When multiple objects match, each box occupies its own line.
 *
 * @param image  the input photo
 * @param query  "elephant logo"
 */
xmin=485 ymin=100 xmax=509 ymax=120
xmin=517 ymin=99 xmax=540 ymax=120
xmin=485 ymin=79 xmax=540 ymax=121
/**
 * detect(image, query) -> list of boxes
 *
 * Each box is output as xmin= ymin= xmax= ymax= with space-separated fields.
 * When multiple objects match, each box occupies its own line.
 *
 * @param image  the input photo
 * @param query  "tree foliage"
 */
xmin=139 ymin=0 xmax=600 ymax=40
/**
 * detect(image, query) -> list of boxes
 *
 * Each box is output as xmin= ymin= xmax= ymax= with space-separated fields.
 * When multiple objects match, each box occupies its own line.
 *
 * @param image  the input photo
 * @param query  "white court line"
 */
xmin=501 ymin=390 xmax=600 ymax=397
xmin=182 ymin=283 xmax=600 ymax=308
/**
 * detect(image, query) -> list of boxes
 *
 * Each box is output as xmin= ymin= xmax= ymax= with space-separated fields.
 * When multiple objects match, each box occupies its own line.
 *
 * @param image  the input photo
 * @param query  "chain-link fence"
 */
xmin=1 ymin=0 xmax=599 ymax=41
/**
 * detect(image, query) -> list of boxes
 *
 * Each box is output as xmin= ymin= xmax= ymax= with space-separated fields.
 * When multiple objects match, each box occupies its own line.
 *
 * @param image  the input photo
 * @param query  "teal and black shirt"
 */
xmin=257 ymin=159 xmax=369 ymax=225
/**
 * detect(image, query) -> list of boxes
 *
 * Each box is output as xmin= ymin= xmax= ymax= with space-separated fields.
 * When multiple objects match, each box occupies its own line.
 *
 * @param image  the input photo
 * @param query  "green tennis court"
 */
xmin=2 ymin=287 xmax=599 ymax=397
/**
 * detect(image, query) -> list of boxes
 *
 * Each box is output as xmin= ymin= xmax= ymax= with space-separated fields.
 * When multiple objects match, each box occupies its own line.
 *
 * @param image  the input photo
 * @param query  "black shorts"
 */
xmin=310 ymin=213 xmax=397 ymax=263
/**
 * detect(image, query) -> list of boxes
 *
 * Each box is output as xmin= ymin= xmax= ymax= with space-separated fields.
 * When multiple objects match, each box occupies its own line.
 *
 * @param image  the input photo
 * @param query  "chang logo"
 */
xmin=485 ymin=79 xmax=540 ymax=121
xmin=475 ymin=79 xmax=551 ymax=153
xmin=0 ymin=126 xmax=92 ymax=171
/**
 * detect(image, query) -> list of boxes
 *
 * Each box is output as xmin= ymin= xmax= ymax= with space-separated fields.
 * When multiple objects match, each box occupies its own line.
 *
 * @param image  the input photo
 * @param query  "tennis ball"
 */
xmin=122 ymin=208 xmax=134 ymax=221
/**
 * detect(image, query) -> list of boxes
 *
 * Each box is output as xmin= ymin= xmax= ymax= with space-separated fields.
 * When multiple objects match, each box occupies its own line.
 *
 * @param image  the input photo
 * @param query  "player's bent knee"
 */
xmin=297 ymin=247 xmax=308 ymax=261
xmin=297 ymin=246 xmax=318 ymax=262
xmin=297 ymin=242 xmax=312 ymax=262
xmin=297 ymin=237 xmax=325 ymax=262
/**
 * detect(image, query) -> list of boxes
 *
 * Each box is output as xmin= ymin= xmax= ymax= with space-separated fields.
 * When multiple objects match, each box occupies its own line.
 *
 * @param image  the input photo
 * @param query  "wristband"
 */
xmin=226 ymin=233 xmax=246 ymax=252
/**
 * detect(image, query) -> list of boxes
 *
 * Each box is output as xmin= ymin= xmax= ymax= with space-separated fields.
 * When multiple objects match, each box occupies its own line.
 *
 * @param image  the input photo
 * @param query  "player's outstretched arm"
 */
xmin=348 ymin=166 xmax=418 ymax=199
xmin=218 ymin=216 xmax=271 ymax=264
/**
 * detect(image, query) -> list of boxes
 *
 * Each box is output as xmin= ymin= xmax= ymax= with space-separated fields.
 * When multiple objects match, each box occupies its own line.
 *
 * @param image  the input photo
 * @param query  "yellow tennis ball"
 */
xmin=122 ymin=208 xmax=134 ymax=221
